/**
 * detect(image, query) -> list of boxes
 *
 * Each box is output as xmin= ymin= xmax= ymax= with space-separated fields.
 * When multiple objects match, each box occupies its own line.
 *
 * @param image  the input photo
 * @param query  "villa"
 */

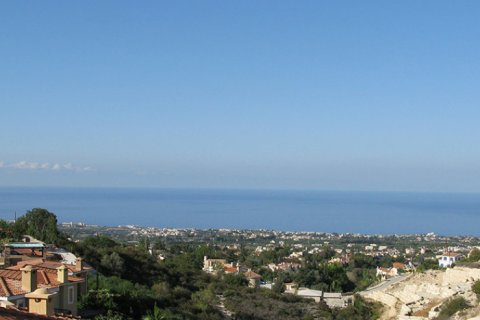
xmin=0 ymin=264 xmax=84 ymax=317
xmin=438 ymin=252 xmax=463 ymax=268
xmin=203 ymin=256 xmax=239 ymax=274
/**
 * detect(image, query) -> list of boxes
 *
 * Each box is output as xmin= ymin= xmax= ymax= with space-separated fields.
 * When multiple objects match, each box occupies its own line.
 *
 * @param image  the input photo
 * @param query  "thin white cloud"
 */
xmin=52 ymin=163 xmax=62 ymax=171
xmin=0 ymin=160 xmax=94 ymax=172
xmin=39 ymin=162 xmax=51 ymax=169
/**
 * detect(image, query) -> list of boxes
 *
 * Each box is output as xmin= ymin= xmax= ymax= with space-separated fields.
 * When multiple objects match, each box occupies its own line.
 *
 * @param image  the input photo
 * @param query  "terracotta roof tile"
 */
xmin=443 ymin=252 xmax=461 ymax=257
xmin=224 ymin=266 xmax=238 ymax=273
xmin=393 ymin=262 xmax=405 ymax=269
xmin=244 ymin=271 xmax=261 ymax=279
xmin=0 ymin=278 xmax=12 ymax=297
xmin=11 ymin=249 xmax=44 ymax=257
xmin=0 ymin=267 xmax=84 ymax=298
xmin=14 ymin=260 xmax=92 ymax=274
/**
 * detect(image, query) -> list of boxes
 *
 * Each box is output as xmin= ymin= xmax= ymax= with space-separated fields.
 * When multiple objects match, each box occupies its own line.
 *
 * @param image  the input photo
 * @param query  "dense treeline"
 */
xmin=0 ymin=208 xmax=70 ymax=245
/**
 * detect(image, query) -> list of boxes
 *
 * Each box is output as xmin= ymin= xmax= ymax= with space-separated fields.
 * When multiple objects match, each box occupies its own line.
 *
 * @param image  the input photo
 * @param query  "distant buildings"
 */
xmin=376 ymin=266 xmax=398 ymax=279
xmin=244 ymin=270 xmax=261 ymax=288
xmin=203 ymin=256 xmax=239 ymax=274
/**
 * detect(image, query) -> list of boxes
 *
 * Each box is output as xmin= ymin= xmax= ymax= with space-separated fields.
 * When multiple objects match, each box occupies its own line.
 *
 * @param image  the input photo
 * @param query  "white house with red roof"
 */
xmin=438 ymin=251 xmax=463 ymax=268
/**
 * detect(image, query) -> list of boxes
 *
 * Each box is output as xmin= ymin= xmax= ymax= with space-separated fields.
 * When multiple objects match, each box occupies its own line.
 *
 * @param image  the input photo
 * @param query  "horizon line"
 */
xmin=0 ymin=185 xmax=479 ymax=195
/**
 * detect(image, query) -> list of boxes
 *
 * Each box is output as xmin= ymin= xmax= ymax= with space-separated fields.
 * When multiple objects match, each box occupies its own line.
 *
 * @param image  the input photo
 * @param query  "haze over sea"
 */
xmin=0 ymin=187 xmax=479 ymax=236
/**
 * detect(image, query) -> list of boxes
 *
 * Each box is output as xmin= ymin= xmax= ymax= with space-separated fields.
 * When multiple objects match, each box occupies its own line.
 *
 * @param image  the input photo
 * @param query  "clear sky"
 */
xmin=1 ymin=1 xmax=480 ymax=192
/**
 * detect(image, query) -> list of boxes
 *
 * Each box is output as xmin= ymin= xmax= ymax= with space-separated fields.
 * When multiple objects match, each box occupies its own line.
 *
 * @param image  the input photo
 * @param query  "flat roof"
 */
xmin=6 ymin=243 xmax=45 ymax=248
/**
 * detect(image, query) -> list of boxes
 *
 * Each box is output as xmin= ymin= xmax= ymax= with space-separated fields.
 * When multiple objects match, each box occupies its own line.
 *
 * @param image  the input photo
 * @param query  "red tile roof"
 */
xmin=224 ymin=266 xmax=238 ymax=274
xmin=442 ymin=252 xmax=461 ymax=257
xmin=244 ymin=271 xmax=261 ymax=279
xmin=0 ymin=268 xmax=83 ymax=297
xmin=393 ymin=262 xmax=405 ymax=269
xmin=13 ymin=260 xmax=92 ymax=274
xmin=10 ymin=249 xmax=44 ymax=257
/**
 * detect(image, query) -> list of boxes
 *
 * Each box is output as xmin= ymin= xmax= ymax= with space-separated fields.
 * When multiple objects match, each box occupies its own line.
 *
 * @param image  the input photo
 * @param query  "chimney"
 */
xmin=57 ymin=265 xmax=68 ymax=284
xmin=25 ymin=288 xmax=56 ymax=317
xmin=75 ymin=257 xmax=83 ymax=272
xmin=4 ymin=246 xmax=10 ymax=267
xmin=20 ymin=265 xmax=37 ymax=292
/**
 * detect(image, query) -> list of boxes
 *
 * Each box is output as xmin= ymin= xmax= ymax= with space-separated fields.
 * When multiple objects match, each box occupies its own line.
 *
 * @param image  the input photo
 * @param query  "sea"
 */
xmin=0 ymin=187 xmax=479 ymax=236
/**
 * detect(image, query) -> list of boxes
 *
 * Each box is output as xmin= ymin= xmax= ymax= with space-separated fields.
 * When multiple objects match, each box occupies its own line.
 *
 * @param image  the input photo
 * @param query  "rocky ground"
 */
xmin=361 ymin=267 xmax=480 ymax=320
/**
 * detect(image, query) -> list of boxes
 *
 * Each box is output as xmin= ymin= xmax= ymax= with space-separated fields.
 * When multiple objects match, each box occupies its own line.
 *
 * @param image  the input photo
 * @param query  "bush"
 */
xmin=333 ymin=295 xmax=382 ymax=320
xmin=437 ymin=297 xmax=470 ymax=320
xmin=416 ymin=259 xmax=439 ymax=272
xmin=468 ymin=248 xmax=480 ymax=262
xmin=472 ymin=280 xmax=480 ymax=296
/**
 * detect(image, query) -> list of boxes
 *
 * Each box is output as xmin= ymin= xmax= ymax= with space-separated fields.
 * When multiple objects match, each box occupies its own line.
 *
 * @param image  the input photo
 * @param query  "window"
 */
xmin=68 ymin=286 xmax=75 ymax=304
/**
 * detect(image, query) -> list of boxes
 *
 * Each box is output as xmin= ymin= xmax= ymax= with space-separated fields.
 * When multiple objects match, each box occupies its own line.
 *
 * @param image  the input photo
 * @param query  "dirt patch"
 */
xmin=412 ymin=299 xmax=440 ymax=318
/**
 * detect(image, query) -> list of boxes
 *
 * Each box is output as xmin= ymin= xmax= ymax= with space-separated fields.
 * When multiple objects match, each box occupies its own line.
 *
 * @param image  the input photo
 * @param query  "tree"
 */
xmin=272 ymin=273 xmax=286 ymax=294
xmin=143 ymin=303 xmax=180 ymax=320
xmin=95 ymin=311 xmax=126 ymax=320
xmin=101 ymin=252 xmax=125 ymax=276
xmin=0 ymin=219 xmax=14 ymax=245
xmin=468 ymin=248 xmax=480 ymax=262
xmin=192 ymin=289 xmax=217 ymax=311
xmin=416 ymin=258 xmax=439 ymax=272
xmin=14 ymin=208 xmax=59 ymax=243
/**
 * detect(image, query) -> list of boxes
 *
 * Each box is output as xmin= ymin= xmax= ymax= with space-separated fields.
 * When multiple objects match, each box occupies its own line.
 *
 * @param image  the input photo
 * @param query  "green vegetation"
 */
xmin=223 ymin=289 xmax=328 ymax=319
xmin=472 ymin=280 xmax=480 ymax=296
xmin=76 ymin=241 xmax=381 ymax=319
xmin=332 ymin=295 xmax=382 ymax=320
xmin=220 ymin=288 xmax=381 ymax=320
xmin=0 ymin=209 xmax=386 ymax=319
xmin=437 ymin=297 xmax=470 ymax=320
xmin=13 ymin=208 xmax=61 ymax=243
xmin=416 ymin=258 xmax=439 ymax=272
xmin=0 ymin=208 xmax=70 ymax=246
xmin=293 ymin=261 xmax=355 ymax=292
xmin=468 ymin=248 xmax=480 ymax=262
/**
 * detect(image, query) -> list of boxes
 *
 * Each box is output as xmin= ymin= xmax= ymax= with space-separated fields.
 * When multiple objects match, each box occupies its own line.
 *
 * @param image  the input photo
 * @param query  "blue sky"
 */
xmin=1 ymin=1 xmax=480 ymax=192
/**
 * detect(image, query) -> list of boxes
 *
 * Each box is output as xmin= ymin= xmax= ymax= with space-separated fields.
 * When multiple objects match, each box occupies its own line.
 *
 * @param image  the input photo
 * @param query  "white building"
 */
xmin=438 ymin=252 xmax=462 ymax=268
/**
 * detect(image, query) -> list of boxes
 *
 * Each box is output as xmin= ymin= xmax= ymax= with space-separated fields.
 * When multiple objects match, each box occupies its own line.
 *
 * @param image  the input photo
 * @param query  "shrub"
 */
xmin=468 ymin=248 xmax=480 ymax=262
xmin=472 ymin=280 xmax=480 ymax=296
xmin=437 ymin=297 xmax=470 ymax=320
